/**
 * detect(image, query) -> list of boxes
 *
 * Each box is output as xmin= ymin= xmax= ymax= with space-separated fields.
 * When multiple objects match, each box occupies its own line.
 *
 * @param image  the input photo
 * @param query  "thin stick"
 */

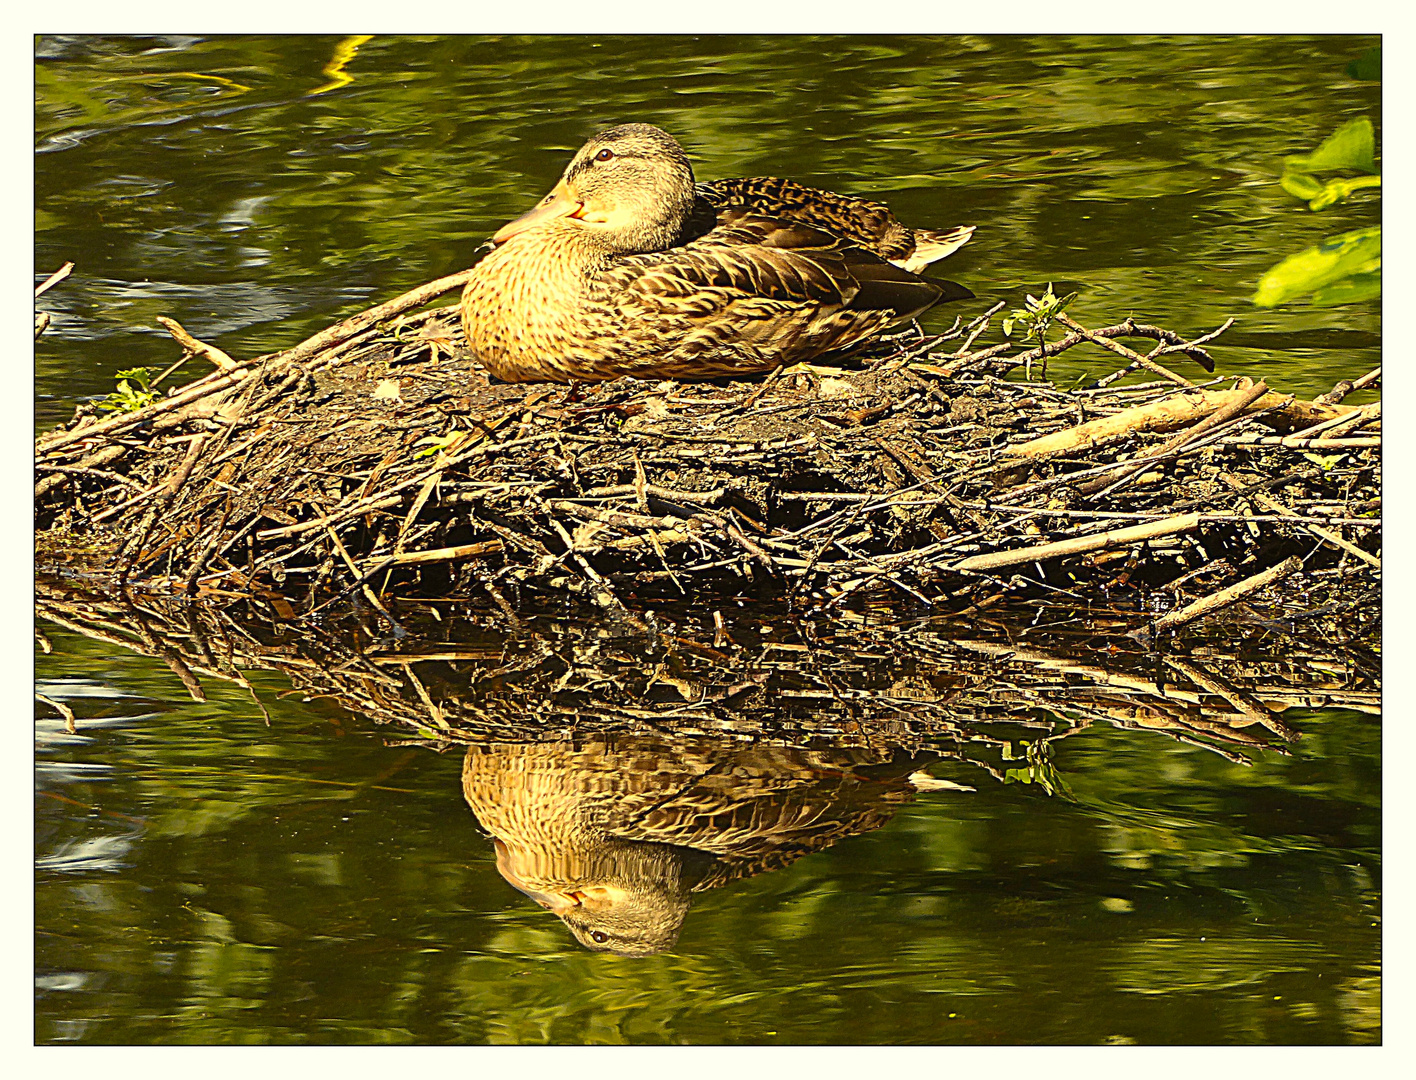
xmin=1133 ymin=555 xmax=1303 ymax=639
xmin=950 ymin=301 xmax=1006 ymax=357
xmin=583 ymin=482 xmax=727 ymax=505
xmin=35 ymin=262 xmax=74 ymax=298
xmin=951 ymin=513 xmax=1200 ymax=573
xmin=742 ymin=364 xmax=785 ymax=409
xmin=1055 ymin=313 xmax=1195 ymax=387
xmin=1163 ymin=655 xmax=1300 ymax=742
xmin=1281 ymin=401 xmax=1380 ymax=445
xmin=38 ymin=366 xmax=251 ymax=454
xmin=1219 ymin=435 xmax=1379 ymax=450
xmin=362 ymin=540 xmax=504 ymax=567
xmin=156 ymin=316 xmax=242 ymax=372
xmin=275 ymin=268 xmax=475 ymax=370
xmin=1315 ymin=366 xmax=1381 ymax=406
xmin=36 ymin=693 xmax=77 ymax=733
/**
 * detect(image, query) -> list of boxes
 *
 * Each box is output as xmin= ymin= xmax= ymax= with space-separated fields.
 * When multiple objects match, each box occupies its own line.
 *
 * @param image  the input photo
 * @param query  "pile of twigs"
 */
xmin=35 ymin=580 xmax=1378 ymax=768
xmin=35 ymin=270 xmax=1381 ymax=638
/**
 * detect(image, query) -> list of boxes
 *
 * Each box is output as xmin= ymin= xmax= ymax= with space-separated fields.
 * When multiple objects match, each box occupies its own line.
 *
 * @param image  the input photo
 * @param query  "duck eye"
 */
xmin=594 ymin=148 xmax=614 ymax=162
xmin=591 ymin=931 xmax=609 ymax=944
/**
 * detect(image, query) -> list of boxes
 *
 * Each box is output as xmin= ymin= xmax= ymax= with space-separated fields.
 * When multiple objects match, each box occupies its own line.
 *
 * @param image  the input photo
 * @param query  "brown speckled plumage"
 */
xmin=460 ymin=124 xmax=974 ymax=383
xmin=462 ymin=738 xmax=943 ymax=955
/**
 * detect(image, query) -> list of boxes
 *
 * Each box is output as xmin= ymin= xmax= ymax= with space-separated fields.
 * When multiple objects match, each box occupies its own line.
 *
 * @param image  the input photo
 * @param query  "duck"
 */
xmin=459 ymin=123 xmax=975 ymax=383
xmin=461 ymin=736 xmax=951 ymax=956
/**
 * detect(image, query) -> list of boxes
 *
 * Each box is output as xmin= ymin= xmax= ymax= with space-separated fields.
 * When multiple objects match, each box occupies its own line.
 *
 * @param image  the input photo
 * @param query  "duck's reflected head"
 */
xmin=492 ymin=123 xmax=696 ymax=254
xmin=493 ymin=837 xmax=694 ymax=957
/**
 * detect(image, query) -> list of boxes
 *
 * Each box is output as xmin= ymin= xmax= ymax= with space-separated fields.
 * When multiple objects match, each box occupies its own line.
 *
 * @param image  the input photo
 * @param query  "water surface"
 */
xmin=35 ymin=33 xmax=1381 ymax=430
xmin=34 ymin=595 xmax=1381 ymax=1044
xmin=34 ymin=34 xmax=1381 ymax=1045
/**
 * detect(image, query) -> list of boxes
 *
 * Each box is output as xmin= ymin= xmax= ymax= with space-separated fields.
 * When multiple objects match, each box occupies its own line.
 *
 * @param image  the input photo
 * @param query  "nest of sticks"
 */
xmin=35 ymin=269 xmax=1381 ymax=644
xmin=36 ymin=579 xmax=1378 ymax=769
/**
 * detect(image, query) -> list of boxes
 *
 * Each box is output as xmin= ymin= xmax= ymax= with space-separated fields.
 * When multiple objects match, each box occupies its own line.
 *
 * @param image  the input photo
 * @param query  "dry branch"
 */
xmin=1055 ymin=313 xmax=1195 ymax=387
xmin=1008 ymin=384 xmax=1360 ymax=459
xmin=33 ymin=270 xmax=1379 ymax=642
xmin=951 ymin=513 xmax=1200 ymax=573
xmin=1134 ymin=555 xmax=1304 ymax=640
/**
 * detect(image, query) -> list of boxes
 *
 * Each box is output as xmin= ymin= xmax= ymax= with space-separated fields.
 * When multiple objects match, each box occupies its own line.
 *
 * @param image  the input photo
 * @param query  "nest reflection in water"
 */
xmin=36 ymin=580 xmax=1378 ymax=955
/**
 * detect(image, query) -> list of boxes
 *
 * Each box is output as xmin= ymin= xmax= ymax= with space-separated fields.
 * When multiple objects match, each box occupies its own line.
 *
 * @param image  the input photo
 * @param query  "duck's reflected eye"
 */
xmin=594 ymin=148 xmax=614 ymax=162
xmin=591 ymin=931 xmax=609 ymax=944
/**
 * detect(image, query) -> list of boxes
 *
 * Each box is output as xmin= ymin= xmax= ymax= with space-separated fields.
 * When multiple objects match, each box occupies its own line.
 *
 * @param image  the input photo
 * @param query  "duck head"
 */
xmin=491 ymin=123 xmax=696 ymax=254
xmin=492 ymin=837 xmax=699 ymax=957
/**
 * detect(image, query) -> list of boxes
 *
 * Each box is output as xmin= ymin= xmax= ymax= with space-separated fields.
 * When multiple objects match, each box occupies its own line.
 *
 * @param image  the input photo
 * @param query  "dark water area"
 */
xmin=34 ymin=34 xmax=1381 ymax=1045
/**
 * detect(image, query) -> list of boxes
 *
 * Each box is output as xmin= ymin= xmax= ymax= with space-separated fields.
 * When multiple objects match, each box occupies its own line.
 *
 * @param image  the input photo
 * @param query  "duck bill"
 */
xmin=492 ymin=180 xmax=584 ymax=243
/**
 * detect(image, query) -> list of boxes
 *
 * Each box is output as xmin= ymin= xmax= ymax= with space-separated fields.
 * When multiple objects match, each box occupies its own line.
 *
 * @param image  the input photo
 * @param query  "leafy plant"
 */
xmin=1278 ymin=117 xmax=1381 ymax=211
xmin=1002 ymin=282 xmax=1078 ymax=346
xmin=98 ymin=367 xmax=161 ymax=413
xmin=1252 ymin=54 xmax=1381 ymax=308
xmin=1002 ymin=283 xmax=1079 ymax=379
xmin=1302 ymin=451 xmax=1346 ymax=471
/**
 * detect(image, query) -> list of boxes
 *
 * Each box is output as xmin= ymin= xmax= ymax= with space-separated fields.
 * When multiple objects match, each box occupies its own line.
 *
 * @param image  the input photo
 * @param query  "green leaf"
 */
xmin=1285 ymin=117 xmax=1376 ymax=175
xmin=114 ymin=366 xmax=155 ymax=390
xmin=1252 ymin=225 xmax=1381 ymax=307
xmin=1280 ymin=170 xmax=1323 ymax=201
xmin=413 ymin=432 xmax=461 ymax=458
xmin=1347 ymin=46 xmax=1381 ymax=82
xmin=1302 ymin=452 xmax=1345 ymax=471
xmin=1002 ymin=283 xmax=1079 ymax=346
xmin=1309 ymin=271 xmax=1382 ymax=307
xmin=1307 ymin=173 xmax=1382 ymax=211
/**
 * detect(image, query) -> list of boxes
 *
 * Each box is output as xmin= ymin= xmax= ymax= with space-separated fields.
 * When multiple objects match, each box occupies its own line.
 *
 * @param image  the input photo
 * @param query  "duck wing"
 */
xmin=603 ymin=745 xmax=931 ymax=889
xmin=605 ymin=212 xmax=967 ymax=329
xmin=587 ymin=213 xmax=972 ymax=376
xmin=698 ymin=176 xmax=974 ymax=272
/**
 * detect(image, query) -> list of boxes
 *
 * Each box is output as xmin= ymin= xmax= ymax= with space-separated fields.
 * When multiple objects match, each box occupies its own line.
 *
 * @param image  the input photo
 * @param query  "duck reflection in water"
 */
xmin=462 ymin=738 xmax=971 ymax=956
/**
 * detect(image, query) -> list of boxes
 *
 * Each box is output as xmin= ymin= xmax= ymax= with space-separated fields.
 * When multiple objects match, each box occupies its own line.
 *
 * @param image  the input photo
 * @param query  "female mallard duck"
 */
xmin=460 ymin=123 xmax=975 ymax=383
xmin=462 ymin=737 xmax=952 ymax=955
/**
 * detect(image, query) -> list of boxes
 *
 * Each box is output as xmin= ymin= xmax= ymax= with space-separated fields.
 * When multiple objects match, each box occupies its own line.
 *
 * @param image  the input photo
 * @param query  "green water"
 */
xmin=34 ymin=34 xmax=1380 ymax=1044
xmin=35 ymin=34 xmax=1380 ymax=428
xmin=34 ymin=608 xmax=1382 ymax=1044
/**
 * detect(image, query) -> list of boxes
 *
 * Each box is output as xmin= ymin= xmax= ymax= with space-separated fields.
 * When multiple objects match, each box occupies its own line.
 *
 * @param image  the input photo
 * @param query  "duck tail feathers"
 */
xmin=897 ymin=225 xmax=976 ymax=274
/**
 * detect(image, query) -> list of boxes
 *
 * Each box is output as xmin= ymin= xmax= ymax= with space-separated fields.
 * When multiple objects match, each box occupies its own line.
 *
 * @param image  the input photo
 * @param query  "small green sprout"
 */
xmin=1002 ymin=284 xmax=1079 ymax=379
xmin=1302 ymin=452 xmax=1346 ymax=471
xmin=99 ymin=367 xmax=161 ymax=413
xmin=1002 ymin=283 xmax=1079 ymax=347
xmin=414 ymin=431 xmax=464 ymax=459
